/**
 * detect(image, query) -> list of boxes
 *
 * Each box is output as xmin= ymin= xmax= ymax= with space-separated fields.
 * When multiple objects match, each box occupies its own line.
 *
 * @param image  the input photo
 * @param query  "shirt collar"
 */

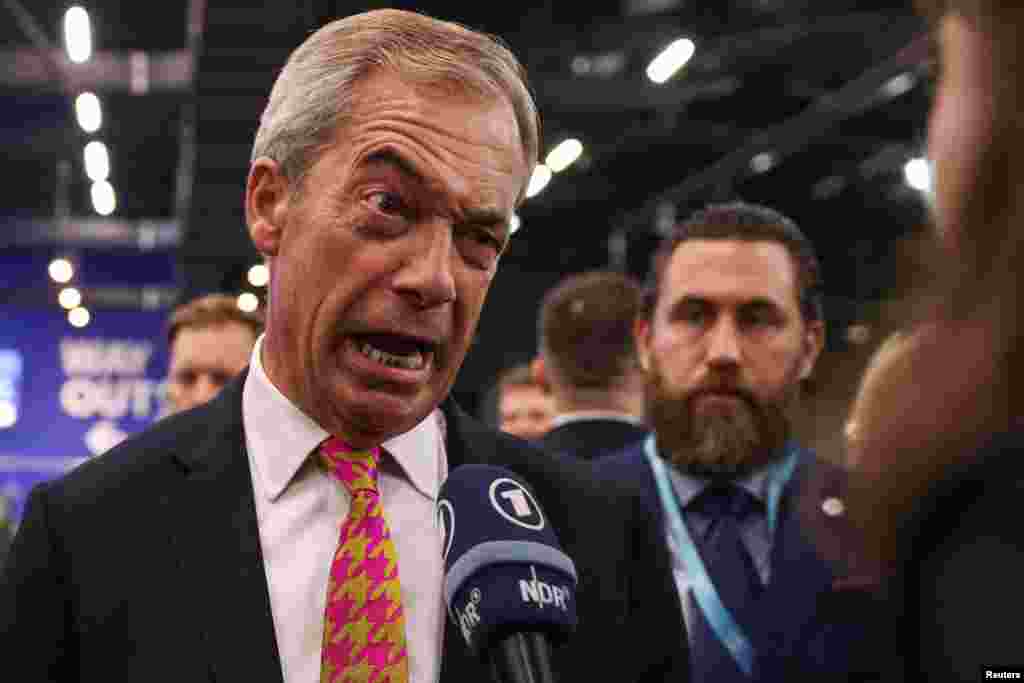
xmin=242 ymin=335 xmax=443 ymax=502
xmin=655 ymin=434 xmax=780 ymax=510
xmin=550 ymin=410 xmax=645 ymax=430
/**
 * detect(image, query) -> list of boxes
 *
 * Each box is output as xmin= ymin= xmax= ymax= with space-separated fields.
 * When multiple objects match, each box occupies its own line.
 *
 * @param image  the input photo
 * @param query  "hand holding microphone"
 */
xmin=437 ymin=464 xmax=578 ymax=683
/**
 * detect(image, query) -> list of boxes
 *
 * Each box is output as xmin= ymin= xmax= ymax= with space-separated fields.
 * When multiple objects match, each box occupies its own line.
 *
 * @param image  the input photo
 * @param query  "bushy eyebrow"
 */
xmin=667 ymin=295 xmax=784 ymax=316
xmin=363 ymin=148 xmax=509 ymax=232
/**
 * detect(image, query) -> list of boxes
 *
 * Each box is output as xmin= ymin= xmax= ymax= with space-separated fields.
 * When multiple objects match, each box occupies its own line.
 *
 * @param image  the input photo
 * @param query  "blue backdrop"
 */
xmin=0 ymin=306 xmax=169 ymax=524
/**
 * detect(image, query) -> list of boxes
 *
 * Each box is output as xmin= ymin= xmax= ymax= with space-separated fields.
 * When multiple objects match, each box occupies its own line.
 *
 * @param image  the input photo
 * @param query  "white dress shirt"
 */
xmin=242 ymin=336 xmax=447 ymax=683
xmin=548 ymin=410 xmax=646 ymax=430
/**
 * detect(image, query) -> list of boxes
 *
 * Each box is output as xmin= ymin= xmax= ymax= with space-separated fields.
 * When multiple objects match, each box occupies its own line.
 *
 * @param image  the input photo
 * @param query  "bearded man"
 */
xmin=598 ymin=201 xmax=884 ymax=683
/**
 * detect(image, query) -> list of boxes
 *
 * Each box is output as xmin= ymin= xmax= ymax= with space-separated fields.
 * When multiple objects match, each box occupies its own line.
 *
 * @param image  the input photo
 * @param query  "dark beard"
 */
xmin=645 ymin=366 xmax=793 ymax=481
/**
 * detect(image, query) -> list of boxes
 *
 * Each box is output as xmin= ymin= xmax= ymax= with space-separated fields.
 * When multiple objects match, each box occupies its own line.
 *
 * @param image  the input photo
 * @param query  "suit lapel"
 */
xmin=169 ymin=375 xmax=284 ymax=683
xmin=755 ymin=457 xmax=838 ymax=657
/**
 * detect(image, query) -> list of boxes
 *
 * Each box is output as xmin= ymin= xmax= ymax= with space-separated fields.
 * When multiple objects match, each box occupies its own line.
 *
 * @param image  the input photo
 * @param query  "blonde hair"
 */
xmin=251 ymin=9 xmax=540 ymax=194
xmin=167 ymin=293 xmax=264 ymax=346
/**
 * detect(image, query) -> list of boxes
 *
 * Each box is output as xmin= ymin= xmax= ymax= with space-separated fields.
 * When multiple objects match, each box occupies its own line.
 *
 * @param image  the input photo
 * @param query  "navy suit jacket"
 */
xmin=0 ymin=371 xmax=687 ymax=683
xmin=540 ymin=417 xmax=649 ymax=461
xmin=598 ymin=441 xmax=885 ymax=682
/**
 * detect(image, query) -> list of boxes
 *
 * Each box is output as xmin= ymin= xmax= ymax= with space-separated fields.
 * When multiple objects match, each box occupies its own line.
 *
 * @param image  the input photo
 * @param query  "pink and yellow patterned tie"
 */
xmin=319 ymin=437 xmax=409 ymax=683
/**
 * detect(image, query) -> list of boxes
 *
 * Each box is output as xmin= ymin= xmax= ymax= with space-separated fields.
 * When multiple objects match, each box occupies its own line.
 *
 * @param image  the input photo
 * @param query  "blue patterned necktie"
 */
xmin=689 ymin=484 xmax=764 ymax=681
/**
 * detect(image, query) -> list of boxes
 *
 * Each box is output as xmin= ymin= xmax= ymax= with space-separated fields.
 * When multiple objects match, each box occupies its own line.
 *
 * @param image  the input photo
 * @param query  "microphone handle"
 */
xmin=487 ymin=631 xmax=557 ymax=683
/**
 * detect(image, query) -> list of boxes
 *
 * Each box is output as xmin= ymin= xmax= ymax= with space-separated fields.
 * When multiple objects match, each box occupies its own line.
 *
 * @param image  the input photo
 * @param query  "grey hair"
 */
xmin=251 ymin=9 xmax=540 ymax=195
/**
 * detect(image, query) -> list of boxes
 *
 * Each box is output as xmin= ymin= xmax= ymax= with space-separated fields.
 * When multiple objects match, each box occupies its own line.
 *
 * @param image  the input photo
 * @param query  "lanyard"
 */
xmin=645 ymin=436 xmax=799 ymax=677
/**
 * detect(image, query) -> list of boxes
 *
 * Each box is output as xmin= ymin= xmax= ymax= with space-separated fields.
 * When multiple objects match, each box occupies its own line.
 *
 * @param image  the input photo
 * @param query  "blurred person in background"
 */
xmin=0 ymin=9 xmax=686 ymax=682
xmin=599 ymin=202 xmax=884 ymax=683
xmin=532 ymin=270 xmax=648 ymax=460
xmin=494 ymin=362 xmax=554 ymax=440
xmin=165 ymin=293 xmax=263 ymax=414
xmin=848 ymin=0 xmax=1024 ymax=679
xmin=843 ymin=330 xmax=912 ymax=469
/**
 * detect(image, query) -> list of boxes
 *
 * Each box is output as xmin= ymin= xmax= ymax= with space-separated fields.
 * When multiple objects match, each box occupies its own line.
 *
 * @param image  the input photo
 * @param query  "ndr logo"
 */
xmin=519 ymin=566 xmax=570 ymax=611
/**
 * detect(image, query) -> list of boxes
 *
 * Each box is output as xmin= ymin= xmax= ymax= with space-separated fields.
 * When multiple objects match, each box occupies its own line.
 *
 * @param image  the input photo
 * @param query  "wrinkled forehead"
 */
xmin=350 ymin=65 xmax=531 ymax=165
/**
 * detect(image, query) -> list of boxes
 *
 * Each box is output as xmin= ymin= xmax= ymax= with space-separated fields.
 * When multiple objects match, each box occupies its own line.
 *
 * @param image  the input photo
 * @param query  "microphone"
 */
xmin=437 ymin=464 xmax=578 ymax=683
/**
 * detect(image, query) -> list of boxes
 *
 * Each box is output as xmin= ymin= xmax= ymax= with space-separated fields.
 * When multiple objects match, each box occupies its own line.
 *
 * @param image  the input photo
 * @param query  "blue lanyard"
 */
xmin=645 ymin=436 xmax=799 ymax=677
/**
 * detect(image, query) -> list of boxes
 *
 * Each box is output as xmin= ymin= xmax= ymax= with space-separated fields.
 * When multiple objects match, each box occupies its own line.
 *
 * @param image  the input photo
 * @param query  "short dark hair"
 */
xmin=167 ymin=293 xmax=265 ymax=347
xmin=642 ymin=201 xmax=824 ymax=322
xmin=496 ymin=363 xmax=537 ymax=393
xmin=539 ymin=270 xmax=643 ymax=390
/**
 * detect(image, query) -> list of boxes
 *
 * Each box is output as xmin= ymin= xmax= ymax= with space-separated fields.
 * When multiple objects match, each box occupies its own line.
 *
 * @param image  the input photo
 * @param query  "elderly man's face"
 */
xmin=248 ymin=70 xmax=527 ymax=446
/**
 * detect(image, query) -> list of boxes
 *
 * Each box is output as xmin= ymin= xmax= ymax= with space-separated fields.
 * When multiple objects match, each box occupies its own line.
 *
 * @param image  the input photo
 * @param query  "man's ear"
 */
xmin=634 ymin=316 xmax=652 ymax=373
xmin=530 ymin=356 xmax=549 ymax=391
xmin=246 ymin=158 xmax=291 ymax=258
xmin=799 ymin=319 xmax=826 ymax=380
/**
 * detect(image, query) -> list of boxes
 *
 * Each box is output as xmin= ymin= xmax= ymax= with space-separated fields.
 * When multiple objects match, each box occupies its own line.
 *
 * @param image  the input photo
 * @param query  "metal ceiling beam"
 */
xmin=0 ymin=48 xmax=192 ymax=93
xmin=2 ymin=218 xmax=180 ymax=249
xmin=610 ymin=33 xmax=933 ymax=236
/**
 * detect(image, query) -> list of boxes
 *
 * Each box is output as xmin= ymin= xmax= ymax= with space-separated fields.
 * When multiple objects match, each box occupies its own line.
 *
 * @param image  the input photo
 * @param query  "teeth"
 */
xmin=358 ymin=341 xmax=425 ymax=370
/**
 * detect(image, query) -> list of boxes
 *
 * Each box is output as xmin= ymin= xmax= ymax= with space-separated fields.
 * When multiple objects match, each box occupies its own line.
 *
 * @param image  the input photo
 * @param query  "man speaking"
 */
xmin=0 ymin=9 xmax=684 ymax=683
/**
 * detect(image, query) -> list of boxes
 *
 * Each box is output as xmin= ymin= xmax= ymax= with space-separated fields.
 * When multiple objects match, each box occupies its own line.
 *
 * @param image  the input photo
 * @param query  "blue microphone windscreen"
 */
xmin=437 ymin=464 xmax=578 ymax=655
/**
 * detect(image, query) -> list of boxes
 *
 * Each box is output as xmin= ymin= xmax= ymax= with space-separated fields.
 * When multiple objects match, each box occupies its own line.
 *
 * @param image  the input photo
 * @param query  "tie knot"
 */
xmin=693 ymin=484 xmax=760 ymax=521
xmin=319 ymin=436 xmax=381 ymax=496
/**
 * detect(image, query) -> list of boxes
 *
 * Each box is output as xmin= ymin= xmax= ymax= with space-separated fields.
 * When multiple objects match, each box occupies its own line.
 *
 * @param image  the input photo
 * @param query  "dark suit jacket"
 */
xmin=540 ymin=417 xmax=649 ymax=461
xmin=598 ymin=441 xmax=885 ymax=682
xmin=0 ymin=372 xmax=687 ymax=683
xmin=887 ymin=429 xmax=1024 ymax=682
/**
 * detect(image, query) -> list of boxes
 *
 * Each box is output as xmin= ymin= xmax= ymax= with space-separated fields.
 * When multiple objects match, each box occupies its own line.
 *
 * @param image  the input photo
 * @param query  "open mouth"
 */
xmin=350 ymin=333 xmax=437 ymax=371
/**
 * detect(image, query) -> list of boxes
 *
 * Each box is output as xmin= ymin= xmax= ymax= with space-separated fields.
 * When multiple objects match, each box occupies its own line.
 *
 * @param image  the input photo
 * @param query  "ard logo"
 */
xmin=488 ymin=477 xmax=545 ymax=531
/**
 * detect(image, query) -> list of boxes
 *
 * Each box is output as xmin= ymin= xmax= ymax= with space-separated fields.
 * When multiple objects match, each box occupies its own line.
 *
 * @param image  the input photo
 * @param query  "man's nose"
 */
xmin=192 ymin=374 xmax=221 ymax=406
xmin=393 ymin=222 xmax=457 ymax=308
xmin=705 ymin=317 xmax=742 ymax=368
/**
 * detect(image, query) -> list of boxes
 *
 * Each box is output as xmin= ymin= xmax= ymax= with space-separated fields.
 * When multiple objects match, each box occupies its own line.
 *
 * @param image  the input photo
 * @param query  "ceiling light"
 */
xmin=75 ymin=92 xmax=102 ymax=133
xmin=571 ymin=56 xmax=592 ymax=75
xmin=237 ymin=292 xmax=259 ymax=313
xmin=59 ymin=287 xmax=82 ymax=310
xmin=750 ymin=152 xmax=775 ymax=174
xmin=84 ymin=141 xmax=110 ymax=182
xmin=510 ymin=214 xmax=521 ymax=234
xmin=903 ymin=157 xmax=933 ymax=193
xmin=49 ymin=258 xmax=74 ymax=283
xmin=0 ymin=400 xmax=16 ymax=429
xmin=91 ymin=180 xmax=116 ymax=216
xmin=646 ymin=37 xmax=696 ymax=84
xmin=525 ymin=164 xmax=552 ymax=199
xmin=64 ymin=6 xmax=92 ymax=64
xmin=545 ymin=139 xmax=584 ymax=173
xmin=882 ymin=73 xmax=916 ymax=98
xmin=248 ymin=264 xmax=269 ymax=288
xmin=68 ymin=307 xmax=91 ymax=328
